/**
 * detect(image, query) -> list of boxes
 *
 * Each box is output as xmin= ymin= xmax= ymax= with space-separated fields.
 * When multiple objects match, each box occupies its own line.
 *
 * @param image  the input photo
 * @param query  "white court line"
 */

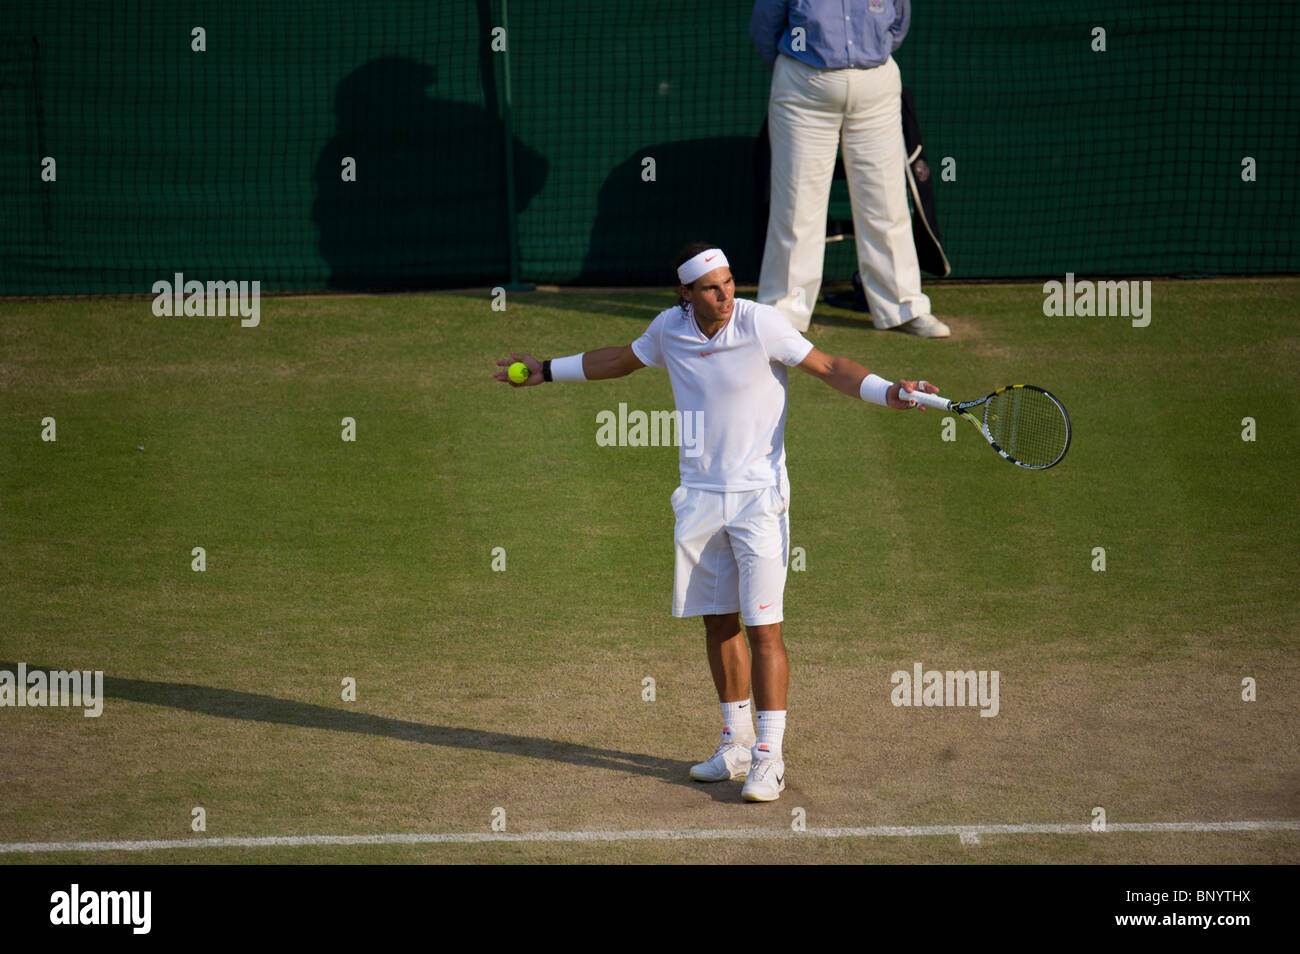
xmin=2 ymin=820 xmax=1297 ymax=854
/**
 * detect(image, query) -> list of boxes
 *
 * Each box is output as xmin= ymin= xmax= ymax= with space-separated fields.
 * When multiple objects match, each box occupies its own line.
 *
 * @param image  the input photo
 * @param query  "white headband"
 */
xmin=677 ymin=248 xmax=729 ymax=285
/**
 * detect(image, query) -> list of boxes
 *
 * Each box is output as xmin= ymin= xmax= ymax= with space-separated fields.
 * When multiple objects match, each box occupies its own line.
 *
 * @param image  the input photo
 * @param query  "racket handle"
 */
xmin=898 ymin=386 xmax=951 ymax=411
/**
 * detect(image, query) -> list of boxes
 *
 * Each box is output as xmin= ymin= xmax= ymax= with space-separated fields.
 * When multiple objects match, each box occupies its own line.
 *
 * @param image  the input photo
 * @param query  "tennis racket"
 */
xmin=899 ymin=383 xmax=1072 ymax=470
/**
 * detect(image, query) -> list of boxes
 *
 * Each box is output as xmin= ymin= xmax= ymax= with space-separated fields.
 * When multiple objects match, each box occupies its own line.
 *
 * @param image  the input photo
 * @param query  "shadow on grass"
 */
xmin=806 ymin=306 xmax=878 ymax=332
xmin=5 ymin=663 xmax=704 ymax=790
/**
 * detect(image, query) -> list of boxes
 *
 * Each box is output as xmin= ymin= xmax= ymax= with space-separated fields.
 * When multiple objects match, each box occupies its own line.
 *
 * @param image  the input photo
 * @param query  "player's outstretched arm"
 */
xmin=795 ymin=346 xmax=938 ymax=409
xmin=580 ymin=346 xmax=647 ymax=380
xmin=494 ymin=346 xmax=645 ymax=387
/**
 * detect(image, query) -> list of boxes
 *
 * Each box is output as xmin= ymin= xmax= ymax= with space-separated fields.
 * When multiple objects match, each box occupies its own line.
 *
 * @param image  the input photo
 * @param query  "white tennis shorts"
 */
xmin=671 ymin=475 xmax=790 ymax=626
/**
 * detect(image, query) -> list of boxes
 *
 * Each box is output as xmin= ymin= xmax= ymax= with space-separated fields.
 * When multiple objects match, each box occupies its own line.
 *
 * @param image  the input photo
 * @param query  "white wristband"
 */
xmin=550 ymin=353 xmax=587 ymax=382
xmin=859 ymin=373 xmax=892 ymax=406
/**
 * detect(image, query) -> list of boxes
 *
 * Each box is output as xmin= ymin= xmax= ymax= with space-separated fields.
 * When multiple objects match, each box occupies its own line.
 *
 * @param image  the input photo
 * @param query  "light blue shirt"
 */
xmin=750 ymin=0 xmax=910 ymax=70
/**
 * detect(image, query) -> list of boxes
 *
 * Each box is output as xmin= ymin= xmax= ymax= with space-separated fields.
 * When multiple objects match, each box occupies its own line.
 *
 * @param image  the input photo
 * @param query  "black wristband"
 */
xmin=542 ymin=359 xmax=552 ymax=382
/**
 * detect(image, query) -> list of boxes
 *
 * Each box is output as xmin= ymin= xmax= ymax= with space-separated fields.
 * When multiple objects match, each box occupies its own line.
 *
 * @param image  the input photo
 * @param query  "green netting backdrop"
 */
xmin=2 ymin=1 xmax=1296 ymax=294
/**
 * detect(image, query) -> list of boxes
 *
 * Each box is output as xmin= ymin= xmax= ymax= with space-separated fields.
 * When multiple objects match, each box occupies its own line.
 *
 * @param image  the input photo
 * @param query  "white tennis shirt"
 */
xmin=631 ymin=298 xmax=814 ymax=491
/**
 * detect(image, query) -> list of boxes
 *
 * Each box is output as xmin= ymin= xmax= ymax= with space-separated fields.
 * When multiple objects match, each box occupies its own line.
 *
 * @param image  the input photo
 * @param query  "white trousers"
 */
xmin=759 ymin=54 xmax=931 ymax=332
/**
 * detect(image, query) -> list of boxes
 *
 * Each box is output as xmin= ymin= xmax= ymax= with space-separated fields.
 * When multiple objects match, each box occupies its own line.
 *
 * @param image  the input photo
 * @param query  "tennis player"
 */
xmin=495 ymin=243 xmax=936 ymax=801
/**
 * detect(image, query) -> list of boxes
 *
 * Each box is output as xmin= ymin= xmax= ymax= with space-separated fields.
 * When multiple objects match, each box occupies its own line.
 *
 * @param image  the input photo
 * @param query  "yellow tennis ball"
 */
xmin=508 ymin=361 xmax=530 ymax=384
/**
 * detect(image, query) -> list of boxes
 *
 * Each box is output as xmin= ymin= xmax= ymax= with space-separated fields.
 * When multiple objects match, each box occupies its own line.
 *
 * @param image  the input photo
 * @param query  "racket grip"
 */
xmin=898 ymin=387 xmax=951 ymax=411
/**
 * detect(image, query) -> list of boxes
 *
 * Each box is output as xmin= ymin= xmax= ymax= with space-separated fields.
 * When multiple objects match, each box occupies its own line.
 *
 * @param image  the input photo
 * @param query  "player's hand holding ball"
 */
xmin=495 ymin=351 xmax=541 ymax=387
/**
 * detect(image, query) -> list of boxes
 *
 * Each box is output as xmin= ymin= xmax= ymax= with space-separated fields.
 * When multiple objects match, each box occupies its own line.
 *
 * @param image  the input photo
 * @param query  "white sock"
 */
xmin=720 ymin=700 xmax=755 ymax=745
xmin=755 ymin=710 xmax=786 ymax=759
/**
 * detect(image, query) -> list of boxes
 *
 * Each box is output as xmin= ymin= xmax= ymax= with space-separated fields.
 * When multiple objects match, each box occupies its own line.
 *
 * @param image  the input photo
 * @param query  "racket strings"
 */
xmin=983 ymin=389 xmax=1069 ymax=467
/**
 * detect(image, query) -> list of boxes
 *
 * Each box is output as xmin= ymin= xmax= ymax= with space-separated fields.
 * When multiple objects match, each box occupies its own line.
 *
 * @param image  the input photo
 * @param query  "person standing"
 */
xmin=751 ymin=0 xmax=950 ymax=337
xmin=496 ymin=243 xmax=938 ymax=800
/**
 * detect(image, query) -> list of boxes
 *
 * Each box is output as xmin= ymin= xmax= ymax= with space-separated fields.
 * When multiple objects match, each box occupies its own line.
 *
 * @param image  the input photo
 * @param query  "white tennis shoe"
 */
xmin=689 ymin=742 xmax=753 ymax=782
xmin=741 ymin=745 xmax=786 ymax=802
xmin=895 ymin=314 xmax=951 ymax=338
